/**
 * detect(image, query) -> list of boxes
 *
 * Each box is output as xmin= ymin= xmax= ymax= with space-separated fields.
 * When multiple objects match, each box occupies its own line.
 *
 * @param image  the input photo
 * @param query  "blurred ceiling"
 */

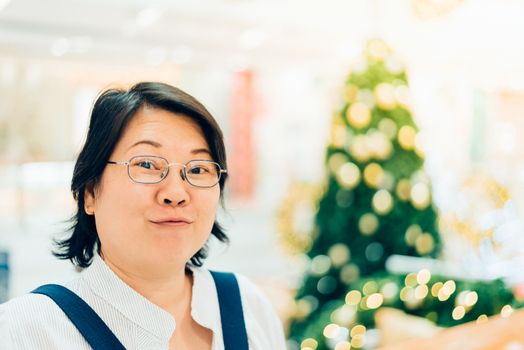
xmin=0 ymin=0 xmax=523 ymax=86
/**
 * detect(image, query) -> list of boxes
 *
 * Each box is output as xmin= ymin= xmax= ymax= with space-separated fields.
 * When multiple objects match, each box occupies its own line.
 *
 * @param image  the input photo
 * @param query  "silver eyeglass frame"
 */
xmin=107 ymin=155 xmax=227 ymax=188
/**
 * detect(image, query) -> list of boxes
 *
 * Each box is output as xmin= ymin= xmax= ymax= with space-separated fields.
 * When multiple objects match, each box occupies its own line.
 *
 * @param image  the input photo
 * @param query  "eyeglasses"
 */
xmin=107 ymin=155 xmax=227 ymax=188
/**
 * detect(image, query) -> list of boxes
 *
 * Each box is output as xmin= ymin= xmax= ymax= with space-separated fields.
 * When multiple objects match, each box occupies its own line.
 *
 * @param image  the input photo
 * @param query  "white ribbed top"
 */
xmin=0 ymin=255 xmax=286 ymax=349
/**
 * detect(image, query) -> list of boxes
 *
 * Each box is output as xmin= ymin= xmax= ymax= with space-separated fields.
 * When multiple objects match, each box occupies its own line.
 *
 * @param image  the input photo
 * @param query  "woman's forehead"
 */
xmin=118 ymin=108 xmax=210 ymax=153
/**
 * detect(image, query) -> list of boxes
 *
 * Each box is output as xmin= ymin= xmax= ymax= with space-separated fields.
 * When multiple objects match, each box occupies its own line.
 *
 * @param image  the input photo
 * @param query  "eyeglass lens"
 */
xmin=128 ymin=156 xmax=221 ymax=187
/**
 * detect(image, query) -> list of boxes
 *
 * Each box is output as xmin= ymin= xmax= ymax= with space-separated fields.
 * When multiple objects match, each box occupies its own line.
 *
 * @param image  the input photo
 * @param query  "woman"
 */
xmin=0 ymin=82 xmax=286 ymax=349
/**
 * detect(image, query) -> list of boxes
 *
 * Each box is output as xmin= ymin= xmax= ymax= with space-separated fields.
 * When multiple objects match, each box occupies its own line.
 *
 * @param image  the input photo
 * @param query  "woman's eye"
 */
xmin=189 ymin=166 xmax=208 ymax=175
xmin=139 ymin=161 xmax=155 ymax=170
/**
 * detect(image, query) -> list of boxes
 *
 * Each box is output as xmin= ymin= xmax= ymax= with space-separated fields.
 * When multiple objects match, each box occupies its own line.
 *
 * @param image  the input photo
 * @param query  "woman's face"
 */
xmin=84 ymin=107 xmax=220 ymax=274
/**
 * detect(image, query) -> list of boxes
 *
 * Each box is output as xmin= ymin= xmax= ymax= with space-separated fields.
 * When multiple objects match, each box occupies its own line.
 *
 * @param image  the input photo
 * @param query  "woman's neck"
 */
xmin=101 ymin=254 xmax=193 ymax=318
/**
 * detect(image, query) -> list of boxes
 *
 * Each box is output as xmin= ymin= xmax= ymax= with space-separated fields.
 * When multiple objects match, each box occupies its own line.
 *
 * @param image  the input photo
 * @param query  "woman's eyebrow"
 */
xmin=191 ymin=148 xmax=212 ymax=156
xmin=127 ymin=140 xmax=162 ymax=151
xmin=127 ymin=141 xmax=211 ymax=156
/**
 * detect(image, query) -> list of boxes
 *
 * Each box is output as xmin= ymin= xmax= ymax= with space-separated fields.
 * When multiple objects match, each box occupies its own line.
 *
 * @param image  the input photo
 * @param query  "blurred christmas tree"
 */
xmin=286 ymin=39 xmax=523 ymax=350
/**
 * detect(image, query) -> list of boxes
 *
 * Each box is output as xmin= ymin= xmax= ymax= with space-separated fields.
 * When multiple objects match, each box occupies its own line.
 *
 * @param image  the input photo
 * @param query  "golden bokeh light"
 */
xmin=476 ymin=314 xmax=488 ymax=324
xmin=410 ymin=182 xmax=431 ymax=209
xmin=334 ymin=341 xmax=352 ymax=350
xmin=431 ymin=282 xmax=443 ymax=297
xmin=366 ymin=293 xmax=384 ymax=309
xmin=301 ymin=338 xmax=318 ymax=350
xmin=328 ymin=152 xmax=348 ymax=173
xmin=295 ymin=298 xmax=312 ymax=319
xmin=337 ymin=162 xmax=361 ymax=189
xmin=367 ymin=131 xmax=393 ymax=160
xmin=363 ymin=281 xmax=379 ymax=295
xmin=349 ymin=135 xmax=371 ymax=162
xmin=372 ymin=189 xmax=394 ymax=215
xmin=345 ymin=290 xmax=362 ymax=305
xmin=381 ymin=282 xmax=399 ymax=300
xmin=332 ymin=304 xmax=357 ymax=326
xmin=415 ymin=233 xmax=435 ymax=255
xmin=396 ymin=179 xmax=411 ymax=201
xmin=330 ymin=124 xmax=347 ymax=148
xmin=323 ymin=323 xmax=341 ymax=338
xmin=465 ymin=291 xmax=478 ymax=307
xmin=363 ymin=163 xmax=384 ymax=188
xmin=374 ymin=83 xmax=396 ymax=110
xmin=378 ymin=118 xmax=397 ymax=139
xmin=340 ymin=264 xmax=360 ymax=285
xmin=358 ymin=213 xmax=379 ymax=235
xmin=398 ymin=125 xmax=417 ymax=150
xmin=405 ymin=273 xmax=418 ymax=287
xmin=417 ymin=269 xmax=431 ymax=285
xmin=501 ymin=305 xmax=513 ymax=318
xmin=328 ymin=244 xmax=351 ymax=267
xmin=400 ymin=286 xmax=414 ymax=302
xmin=404 ymin=224 xmax=422 ymax=246
xmin=452 ymin=306 xmax=466 ymax=320
xmin=346 ymin=102 xmax=371 ymax=129
xmin=438 ymin=280 xmax=456 ymax=301
xmin=415 ymin=284 xmax=429 ymax=300
xmin=351 ymin=336 xmax=364 ymax=348
xmin=350 ymin=324 xmax=366 ymax=337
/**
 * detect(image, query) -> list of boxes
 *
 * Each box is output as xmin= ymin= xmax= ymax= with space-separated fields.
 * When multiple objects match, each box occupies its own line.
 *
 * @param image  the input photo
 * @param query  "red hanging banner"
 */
xmin=228 ymin=70 xmax=257 ymax=201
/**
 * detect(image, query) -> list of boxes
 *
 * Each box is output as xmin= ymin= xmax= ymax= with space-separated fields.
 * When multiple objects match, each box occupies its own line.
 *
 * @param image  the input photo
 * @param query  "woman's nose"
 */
xmin=157 ymin=168 xmax=190 ymax=206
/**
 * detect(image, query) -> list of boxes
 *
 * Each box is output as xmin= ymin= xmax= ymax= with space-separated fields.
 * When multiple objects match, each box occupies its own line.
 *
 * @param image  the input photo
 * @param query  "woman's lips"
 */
xmin=152 ymin=220 xmax=191 ymax=227
xmin=150 ymin=218 xmax=193 ymax=227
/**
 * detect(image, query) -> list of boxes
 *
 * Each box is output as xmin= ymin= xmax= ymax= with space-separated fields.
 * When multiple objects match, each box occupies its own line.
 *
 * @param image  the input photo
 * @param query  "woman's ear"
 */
xmin=84 ymin=183 xmax=96 ymax=215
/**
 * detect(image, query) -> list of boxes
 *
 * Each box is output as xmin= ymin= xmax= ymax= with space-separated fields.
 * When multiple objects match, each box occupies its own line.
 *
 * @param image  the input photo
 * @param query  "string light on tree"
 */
xmin=336 ymin=162 xmax=361 ymax=189
xmin=348 ymin=135 xmax=371 ymax=162
xmin=374 ymin=83 xmax=397 ymax=110
xmin=396 ymin=179 xmax=412 ymax=201
xmin=410 ymin=182 xmax=431 ymax=209
xmin=378 ymin=118 xmax=397 ymax=139
xmin=372 ymin=189 xmax=394 ymax=215
xmin=398 ymin=125 xmax=417 ymax=150
xmin=346 ymin=102 xmax=371 ymax=129
xmin=284 ymin=39 xmax=521 ymax=350
xmin=358 ymin=213 xmax=379 ymax=235
xmin=328 ymin=244 xmax=351 ymax=267
xmin=363 ymin=163 xmax=384 ymax=188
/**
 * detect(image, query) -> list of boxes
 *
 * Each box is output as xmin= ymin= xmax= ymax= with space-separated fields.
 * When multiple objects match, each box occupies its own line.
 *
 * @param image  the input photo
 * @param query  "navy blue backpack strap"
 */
xmin=210 ymin=271 xmax=249 ymax=350
xmin=31 ymin=284 xmax=126 ymax=350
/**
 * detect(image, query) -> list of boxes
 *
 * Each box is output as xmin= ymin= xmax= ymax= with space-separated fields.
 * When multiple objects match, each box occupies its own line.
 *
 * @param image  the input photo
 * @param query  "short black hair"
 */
xmin=54 ymin=82 xmax=228 ymax=268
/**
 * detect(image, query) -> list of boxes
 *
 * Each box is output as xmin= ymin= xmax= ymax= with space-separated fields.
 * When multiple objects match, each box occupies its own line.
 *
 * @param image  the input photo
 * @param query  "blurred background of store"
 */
xmin=1 ymin=0 xmax=524 ymax=348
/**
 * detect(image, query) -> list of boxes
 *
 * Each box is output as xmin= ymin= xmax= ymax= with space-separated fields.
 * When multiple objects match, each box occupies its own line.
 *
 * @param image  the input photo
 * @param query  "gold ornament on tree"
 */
xmin=276 ymin=182 xmax=322 ymax=254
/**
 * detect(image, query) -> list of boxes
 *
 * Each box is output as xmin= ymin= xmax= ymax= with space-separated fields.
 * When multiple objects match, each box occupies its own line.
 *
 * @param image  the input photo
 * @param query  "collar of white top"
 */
xmin=80 ymin=254 xmax=221 ymax=341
